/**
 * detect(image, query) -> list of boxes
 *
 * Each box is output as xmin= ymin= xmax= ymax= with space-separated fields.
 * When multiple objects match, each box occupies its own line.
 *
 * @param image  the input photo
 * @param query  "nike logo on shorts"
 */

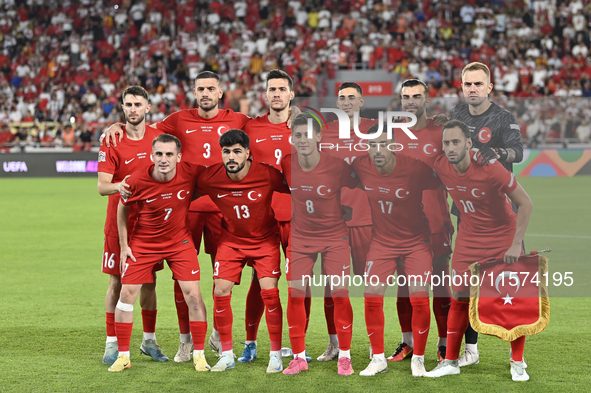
xmin=272 ymin=270 xmax=281 ymax=275
xmin=192 ymin=270 xmax=199 ymax=274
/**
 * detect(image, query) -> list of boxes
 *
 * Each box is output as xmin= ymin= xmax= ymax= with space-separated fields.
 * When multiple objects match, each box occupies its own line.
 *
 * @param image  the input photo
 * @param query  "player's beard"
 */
xmin=371 ymin=153 xmax=389 ymax=168
xmin=404 ymin=104 xmax=424 ymax=119
xmin=447 ymin=146 xmax=468 ymax=164
xmin=224 ymin=160 xmax=245 ymax=174
xmin=125 ymin=113 xmax=145 ymax=125
xmin=270 ymin=100 xmax=289 ymax=112
xmin=199 ymin=96 xmax=218 ymax=111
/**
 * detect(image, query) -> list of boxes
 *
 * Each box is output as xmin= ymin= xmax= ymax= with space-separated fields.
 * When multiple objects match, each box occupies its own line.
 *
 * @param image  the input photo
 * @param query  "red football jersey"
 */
xmin=121 ymin=162 xmax=205 ymax=252
xmin=351 ymin=154 xmax=441 ymax=246
xmin=245 ymin=114 xmax=291 ymax=221
xmin=396 ymin=119 xmax=453 ymax=235
xmin=285 ymin=152 xmax=359 ymax=241
xmin=433 ymin=151 xmax=518 ymax=249
xmin=157 ymin=108 xmax=250 ymax=212
xmin=321 ymin=118 xmax=377 ymax=227
xmin=98 ymin=126 xmax=163 ymax=236
xmin=196 ymin=160 xmax=290 ymax=248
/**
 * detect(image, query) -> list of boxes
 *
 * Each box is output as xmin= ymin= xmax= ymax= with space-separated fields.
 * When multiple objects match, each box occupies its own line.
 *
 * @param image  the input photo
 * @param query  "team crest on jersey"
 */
xmin=247 ymin=190 xmax=262 ymax=201
xmin=478 ymin=127 xmax=492 ymax=143
xmin=98 ymin=151 xmax=106 ymax=162
xmin=218 ymin=125 xmax=229 ymax=136
xmin=471 ymin=188 xmax=486 ymax=198
xmin=422 ymin=143 xmax=437 ymax=156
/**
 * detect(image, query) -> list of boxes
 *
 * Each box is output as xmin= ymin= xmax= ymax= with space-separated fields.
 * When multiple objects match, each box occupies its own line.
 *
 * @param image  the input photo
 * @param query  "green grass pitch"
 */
xmin=1 ymin=176 xmax=590 ymax=392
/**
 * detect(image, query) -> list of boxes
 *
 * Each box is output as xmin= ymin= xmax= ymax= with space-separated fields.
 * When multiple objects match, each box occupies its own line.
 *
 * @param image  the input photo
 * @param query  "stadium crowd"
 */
xmin=1 ymin=0 xmax=591 ymax=149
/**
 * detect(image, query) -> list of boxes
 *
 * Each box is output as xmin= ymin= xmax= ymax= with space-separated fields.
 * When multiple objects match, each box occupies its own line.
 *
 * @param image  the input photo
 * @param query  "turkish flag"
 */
xmin=469 ymin=255 xmax=550 ymax=342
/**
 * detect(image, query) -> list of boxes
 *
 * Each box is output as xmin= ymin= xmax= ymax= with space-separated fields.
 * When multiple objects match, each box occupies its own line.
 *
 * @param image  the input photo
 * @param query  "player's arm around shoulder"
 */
xmin=501 ymin=112 xmax=524 ymax=163
xmin=268 ymin=164 xmax=290 ymax=193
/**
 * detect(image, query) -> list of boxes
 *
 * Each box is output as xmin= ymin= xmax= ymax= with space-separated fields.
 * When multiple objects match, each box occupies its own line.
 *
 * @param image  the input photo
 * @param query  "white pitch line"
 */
xmin=526 ymin=234 xmax=591 ymax=239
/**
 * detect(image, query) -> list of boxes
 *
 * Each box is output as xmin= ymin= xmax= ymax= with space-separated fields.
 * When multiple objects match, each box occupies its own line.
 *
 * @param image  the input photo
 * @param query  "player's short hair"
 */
xmin=400 ymin=79 xmax=429 ymax=97
xmin=292 ymin=113 xmax=320 ymax=134
xmin=219 ymin=129 xmax=250 ymax=150
xmin=266 ymin=69 xmax=293 ymax=91
xmin=442 ymin=120 xmax=470 ymax=139
xmin=153 ymin=133 xmax=182 ymax=153
xmin=367 ymin=123 xmax=392 ymax=140
xmin=122 ymin=86 xmax=150 ymax=103
xmin=195 ymin=71 xmax=220 ymax=85
xmin=462 ymin=62 xmax=491 ymax=82
xmin=338 ymin=82 xmax=363 ymax=96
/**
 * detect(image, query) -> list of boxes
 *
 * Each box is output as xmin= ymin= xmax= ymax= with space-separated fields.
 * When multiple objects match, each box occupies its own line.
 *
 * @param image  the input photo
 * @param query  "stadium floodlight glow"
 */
xmin=69 ymin=116 xmax=75 ymax=124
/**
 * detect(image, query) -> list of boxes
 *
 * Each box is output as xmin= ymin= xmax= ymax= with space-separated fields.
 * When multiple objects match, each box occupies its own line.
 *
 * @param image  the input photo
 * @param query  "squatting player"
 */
xmin=450 ymin=62 xmax=524 ymax=366
xmin=391 ymin=79 xmax=454 ymax=362
xmin=109 ymin=134 xmax=210 ymax=373
xmin=97 ymin=86 xmax=167 ymax=365
xmin=281 ymin=113 xmax=357 ymax=376
xmin=195 ymin=129 xmax=289 ymax=373
xmin=102 ymin=71 xmax=250 ymax=362
xmin=318 ymin=82 xmax=376 ymax=361
xmin=425 ymin=120 xmax=532 ymax=382
xmin=352 ymin=124 xmax=440 ymax=377
xmin=238 ymin=70 xmax=298 ymax=363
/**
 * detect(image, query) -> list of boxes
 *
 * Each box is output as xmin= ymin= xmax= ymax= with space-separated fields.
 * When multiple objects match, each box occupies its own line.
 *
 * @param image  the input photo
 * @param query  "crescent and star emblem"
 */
xmin=495 ymin=271 xmax=521 ymax=305
xmin=317 ymin=185 xmax=330 ymax=196
xmin=248 ymin=191 xmax=261 ymax=201
xmin=395 ymin=188 xmax=409 ymax=198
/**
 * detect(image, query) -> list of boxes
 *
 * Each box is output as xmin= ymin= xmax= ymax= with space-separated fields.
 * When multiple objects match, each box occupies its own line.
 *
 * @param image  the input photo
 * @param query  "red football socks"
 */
xmin=261 ymin=288 xmax=283 ymax=351
xmin=445 ymin=299 xmax=470 ymax=361
xmin=213 ymin=294 xmax=233 ymax=351
xmin=432 ymin=262 xmax=452 ymax=339
xmin=332 ymin=289 xmax=353 ymax=351
xmin=286 ymin=287 xmax=307 ymax=354
xmin=304 ymin=286 xmax=312 ymax=333
xmin=244 ymin=278 xmax=264 ymax=341
xmin=324 ymin=285 xmax=337 ymax=335
xmin=115 ymin=322 xmax=133 ymax=352
xmin=174 ymin=280 xmax=190 ymax=335
xmin=410 ymin=291 xmax=430 ymax=356
xmin=396 ymin=285 xmax=413 ymax=333
xmin=189 ymin=321 xmax=207 ymax=351
xmin=141 ymin=309 xmax=157 ymax=334
xmin=106 ymin=312 xmax=116 ymax=337
xmin=364 ymin=294 xmax=385 ymax=354
xmin=511 ymin=336 xmax=526 ymax=362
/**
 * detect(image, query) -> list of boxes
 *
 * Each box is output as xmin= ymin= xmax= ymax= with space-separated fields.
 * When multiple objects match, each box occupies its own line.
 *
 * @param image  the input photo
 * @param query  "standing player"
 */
xmin=390 ymin=79 xmax=454 ymax=362
xmin=101 ymin=71 xmax=250 ymax=362
xmin=196 ymin=129 xmax=289 ymax=373
xmin=425 ymin=120 xmax=533 ymax=381
xmin=238 ymin=69 xmax=299 ymax=363
xmin=450 ymin=62 xmax=524 ymax=366
xmin=317 ymin=82 xmax=376 ymax=361
xmin=108 ymin=134 xmax=210 ymax=373
xmin=352 ymin=125 xmax=440 ymax=377
xmin=97 ymin=86 xmax=167 ymax=365
xmin=281 ymin=113 xmax=357 ymax=376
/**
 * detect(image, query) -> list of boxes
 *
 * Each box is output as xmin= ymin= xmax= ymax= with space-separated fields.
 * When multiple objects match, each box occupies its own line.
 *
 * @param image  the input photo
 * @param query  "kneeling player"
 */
xmin=425 ymin=120 xmax=533 ymax=381
xmin=108 ymin=134 xmax=209 ymax=373
xmin=352 ymin=125 xmax=440 ymax=377
xmin=196 ymin=129 xmax=289 ymax=373
xmin=281 ymin=114 xmax=358 ymax=375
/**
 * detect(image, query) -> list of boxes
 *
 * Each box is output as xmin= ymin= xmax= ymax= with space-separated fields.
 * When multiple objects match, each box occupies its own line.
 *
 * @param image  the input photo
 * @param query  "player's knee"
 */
xmin=116 ymin=300 xmax=134 ymax=312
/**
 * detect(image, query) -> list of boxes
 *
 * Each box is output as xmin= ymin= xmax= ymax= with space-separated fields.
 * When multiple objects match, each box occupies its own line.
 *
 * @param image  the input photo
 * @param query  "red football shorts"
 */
xmin=431 ymin=231 xmax=453 ymax=260
xmin=364 ymin=240 xmax=433 ymax=284
xmin=102 ymin=235 xmax=163 ymax=276
xmin=188 ymin=211 xmax=223 ymax=255
xmin=288 ymin=237 xmax=351 ymax=282
xmin=121 ymin=243 xmax=200 ymax=285
xmin=278 ymin=220 xmax=290 ymax=256
xmin=214 ymin=237 xmax=281 ymax=284
xmin=348 ymin=225 xmax=372 ymax=276
xmin=451 ymin=245 xmax=507 ymax=292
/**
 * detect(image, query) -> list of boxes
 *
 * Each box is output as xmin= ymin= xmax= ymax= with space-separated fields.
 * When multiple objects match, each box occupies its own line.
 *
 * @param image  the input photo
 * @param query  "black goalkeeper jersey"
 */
xmin=450 ymin=101 xmax=523 ymax=173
